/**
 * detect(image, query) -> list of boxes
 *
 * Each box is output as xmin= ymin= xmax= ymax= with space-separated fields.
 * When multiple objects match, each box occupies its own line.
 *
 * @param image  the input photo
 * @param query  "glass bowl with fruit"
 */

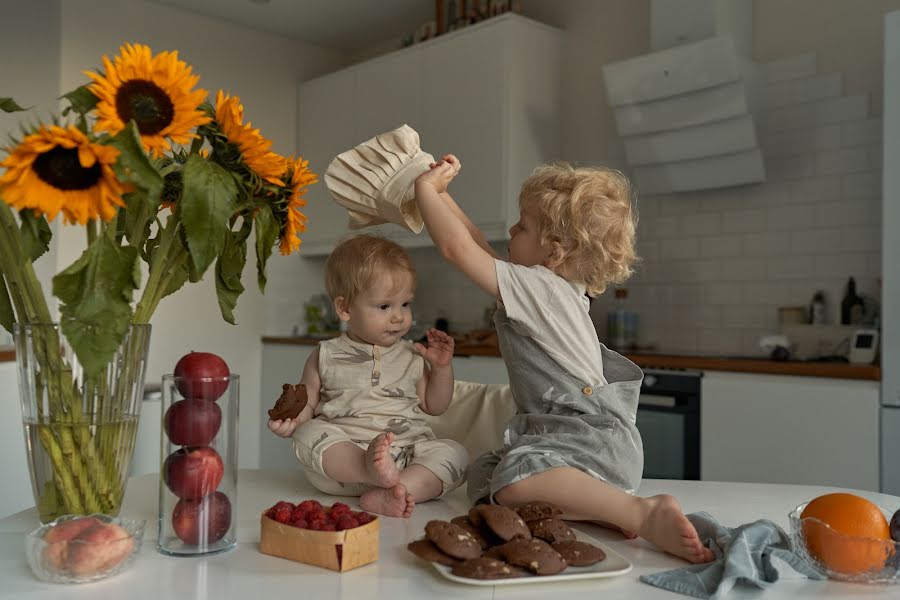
xmin=789 ymin=493 xmax=900 ymax=584
xmin=25 ymin=514 xmax=145 ymax=584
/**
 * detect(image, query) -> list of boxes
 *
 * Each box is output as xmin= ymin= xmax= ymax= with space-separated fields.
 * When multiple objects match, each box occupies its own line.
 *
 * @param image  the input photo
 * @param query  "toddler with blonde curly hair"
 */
xmin=414 ymin=156 xmax=714 ymax=565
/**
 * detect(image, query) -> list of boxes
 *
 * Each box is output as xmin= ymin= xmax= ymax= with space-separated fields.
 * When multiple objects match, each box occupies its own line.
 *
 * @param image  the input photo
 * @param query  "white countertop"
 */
xmin=2 ymin=470 xmax=899 ymax=598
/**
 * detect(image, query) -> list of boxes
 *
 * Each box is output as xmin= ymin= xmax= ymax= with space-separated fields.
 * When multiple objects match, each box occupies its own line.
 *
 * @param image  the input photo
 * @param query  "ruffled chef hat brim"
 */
xmin=324 ymin=124 xmax=434 ymax=234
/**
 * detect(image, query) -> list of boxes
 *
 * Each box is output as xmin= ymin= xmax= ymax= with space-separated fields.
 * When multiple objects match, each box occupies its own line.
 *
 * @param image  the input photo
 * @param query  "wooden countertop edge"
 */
xmin=262 ymin=337 xmax=881 ymax=381
xmin=0 ymin=349 xmax=14 ymax=363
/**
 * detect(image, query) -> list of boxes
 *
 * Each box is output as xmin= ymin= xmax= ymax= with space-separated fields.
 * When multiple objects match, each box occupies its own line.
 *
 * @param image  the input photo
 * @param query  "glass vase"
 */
xmin=157 ymin=374 xmax=239 ymax=556
xmin=14 ymin=323 xmax=151 ymax=523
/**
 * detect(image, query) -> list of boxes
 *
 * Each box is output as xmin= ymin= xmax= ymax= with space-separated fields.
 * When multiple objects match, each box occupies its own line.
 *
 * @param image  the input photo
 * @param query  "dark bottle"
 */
xmin=840 ymin=277 xmax=865 ymax=325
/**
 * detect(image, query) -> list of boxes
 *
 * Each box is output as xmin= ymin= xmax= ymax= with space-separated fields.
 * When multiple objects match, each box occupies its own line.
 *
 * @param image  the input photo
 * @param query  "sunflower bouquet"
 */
xmin=0 ymin=43 xmax=315 ymax=521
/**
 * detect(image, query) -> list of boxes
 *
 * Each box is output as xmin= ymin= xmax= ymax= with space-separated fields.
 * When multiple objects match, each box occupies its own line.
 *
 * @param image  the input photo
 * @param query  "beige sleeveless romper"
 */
xmin=293 ymin=334 xmax=467 ymax=496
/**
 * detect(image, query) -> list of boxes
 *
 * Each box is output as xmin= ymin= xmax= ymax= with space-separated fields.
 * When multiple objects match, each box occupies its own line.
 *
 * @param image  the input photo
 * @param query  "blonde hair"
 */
xmin=519 ymin=163 xmax=639 ymax=296
xmin=324 ymin=235 xmax=417 ymax=304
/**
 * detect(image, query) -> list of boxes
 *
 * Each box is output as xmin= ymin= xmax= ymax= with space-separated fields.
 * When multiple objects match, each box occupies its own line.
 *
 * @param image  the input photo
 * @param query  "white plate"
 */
xmin=430 ymin=529 xmax=632 ymax=586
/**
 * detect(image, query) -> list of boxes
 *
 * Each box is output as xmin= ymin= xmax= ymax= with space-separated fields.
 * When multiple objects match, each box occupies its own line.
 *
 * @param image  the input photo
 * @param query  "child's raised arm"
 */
xmin=414 ymin=328 xmax=455 ymax=416
xmin=415 ymin=156 xmax=500 ymax=298
xmin=267 ymin=346 xmax=321 ymax=438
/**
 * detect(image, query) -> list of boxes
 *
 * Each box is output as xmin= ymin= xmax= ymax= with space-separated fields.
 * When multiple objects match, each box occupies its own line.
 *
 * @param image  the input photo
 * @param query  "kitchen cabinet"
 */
xmin=259 ymin=343 xmax=314 ymax=470
xmin=701 ymin=371 xmax=880 ymax=491
xmin=452 ymin=355 xmax=508 ymax=385
xmin=0 ymin=360 xmax=33 ymax=517
xmin=297 ymin=14 xmax=562 ymax=255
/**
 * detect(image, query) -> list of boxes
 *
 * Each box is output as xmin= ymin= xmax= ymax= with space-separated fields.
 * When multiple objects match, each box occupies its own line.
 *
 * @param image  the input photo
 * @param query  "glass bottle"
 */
xmin=840 ymin=277 xmax=865 ymax=325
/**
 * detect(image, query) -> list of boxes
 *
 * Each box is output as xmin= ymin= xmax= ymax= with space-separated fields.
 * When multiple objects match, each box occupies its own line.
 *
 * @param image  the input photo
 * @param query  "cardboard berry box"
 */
xmin=259 ymin=501 xmax=379 ymax=572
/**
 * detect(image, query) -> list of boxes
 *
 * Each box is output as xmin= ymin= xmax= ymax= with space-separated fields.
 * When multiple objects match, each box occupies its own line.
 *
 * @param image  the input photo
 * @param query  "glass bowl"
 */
xmin=789 ymin=502 xmax=900 ymax=584
xmin=25 ymin=514 xmax=145 ymax=584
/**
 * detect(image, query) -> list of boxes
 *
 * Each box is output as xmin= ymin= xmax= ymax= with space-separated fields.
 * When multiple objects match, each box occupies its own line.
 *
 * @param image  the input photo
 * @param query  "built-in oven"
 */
xmin=635 ymin=368 xmax=701 ymax=480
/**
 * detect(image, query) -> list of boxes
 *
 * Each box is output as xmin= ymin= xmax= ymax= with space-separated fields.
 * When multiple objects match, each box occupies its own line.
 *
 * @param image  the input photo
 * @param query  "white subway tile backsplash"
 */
xmin=814 ymin=253 xmax=870 ymax=279
xmin=705 ymin=283 xmax=743 ymax=305
xmin=815 ymin=200 xmax=871 ymax=227
xmin=842 ymin=118 xmax=882 ymax=146
xmin=765 ymin=104 xmax=817 ymax=133
xmin=766 ymin=255 xmax=814 ymax=280
xmin=698 ymin=328 xmax=744 ymax=356
xmin=701 ymin=235 xmax=742 ymax=258
xmin=842 ymin=227 xmax=881 ymax=252
xmin=789 ymin=229 xmax=842 ymax=254
xmin=761 ymin=125 xmax=842 ymax=158
xmin=741 ymin=282 xmax=796 ymax=306
xmin=765 ymin=53 xmax=817 ymax=83
xmin=867 ymin=143 xmax=883 ymax=171
xmin=658 ymin=196 xmax=702 ymax=216
xmin=636 ymin=238 xmax=660 ymax=262
xmin=681 ymin=213 xmax=721 ymax=236
xmin=765 ymin=155 xmax=815 ymax=180
xmin=643 ymin=215 xmax=679 ymax=237
xmin=763 ymin=73 xmax=842 ymax=109
xmin=841 ymin=172 xmax=881 ymax=199
xmin=723 ymin=305 xmax=770 ymax=329
xmin=717 ymin=258 xmax=767 ymax=281
xmin=814 ymin=95 xmax=869 ymax=125
xmin=660 ymin=239 xmax=699 ymax=260
xmin=766 ymin=205 xmax=813 ymax=231
xmin=815 ymin=147 xmax=868 ymax=175
xmin=742 ymin=231 xmax=790 ymax=256
xmin=673 ymin=306 xmax=723 ymax=329
xmin=722 ymin=209 xmax=767 ymax=233
xmin=790 ymin=176 xmax=842 ymax=204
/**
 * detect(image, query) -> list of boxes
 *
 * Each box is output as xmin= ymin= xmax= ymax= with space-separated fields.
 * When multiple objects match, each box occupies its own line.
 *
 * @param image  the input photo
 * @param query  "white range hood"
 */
xmin=602 ymin=0 xmax=765 ymax=195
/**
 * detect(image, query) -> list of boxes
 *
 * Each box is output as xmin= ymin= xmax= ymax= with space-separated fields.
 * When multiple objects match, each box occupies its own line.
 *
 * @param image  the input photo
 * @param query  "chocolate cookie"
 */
xmin=450 ymin=515 xmax=493 ymax=550
xmin=267 ymin=383 xmax=308 ymax=420
xmin=407 ymin=539 xmax=460 ymax=566
xmin=515 ymin=501 xmax=564 ymax=523
xmin=469 ymin=505 xmax=531 ymax=542
xmin=551 ymin=540 xmax=606 ymax=567
xmin=501 ymin=538 xmax=567 ymax=575
xmin=424 ymin=520 xmax=482 ymax=560
xmin=527 ymin=517 xmax=576 ymax=544
xmin=450 ymin=557 xmax=527 ymax=580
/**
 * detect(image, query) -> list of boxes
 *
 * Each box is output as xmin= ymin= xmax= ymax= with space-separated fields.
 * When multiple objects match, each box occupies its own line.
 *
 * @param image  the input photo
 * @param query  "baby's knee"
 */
xmin=494 ymin=479 xmax=529 ymax=507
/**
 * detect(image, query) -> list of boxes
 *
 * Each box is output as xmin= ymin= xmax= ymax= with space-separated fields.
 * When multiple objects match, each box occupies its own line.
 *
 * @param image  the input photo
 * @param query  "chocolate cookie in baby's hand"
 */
xmin=267 ymin=383 xmax=308 ymax=420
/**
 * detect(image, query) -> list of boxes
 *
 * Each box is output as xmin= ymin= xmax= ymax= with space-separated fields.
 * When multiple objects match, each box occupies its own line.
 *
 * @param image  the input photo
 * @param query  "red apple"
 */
xmin=65 ymin=522 xmax=134 ymax=576
xmin=172 ymin=491 xmax=232 ymax=545
xmin=42 ymin=516 xmax=103 ymax=571
xmin=174 ymin=351 xmax=230 ymax=401
xmin=163 ymin=446 xmax=224 ymax=500
xmin=164 ymin=398 xmax=222 ymax=446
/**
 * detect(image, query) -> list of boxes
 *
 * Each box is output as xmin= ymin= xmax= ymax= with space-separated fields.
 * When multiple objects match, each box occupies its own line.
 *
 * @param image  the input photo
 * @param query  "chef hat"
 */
xmin=324 ymin=124 xmax=434 ymax=234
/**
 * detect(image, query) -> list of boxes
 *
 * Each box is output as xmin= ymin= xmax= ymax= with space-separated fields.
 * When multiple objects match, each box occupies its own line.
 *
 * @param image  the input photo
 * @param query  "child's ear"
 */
xmin=544 ymin=242 xmax=567 ymax=270
xmin=333 ymin=296 xmax=351 ymax=322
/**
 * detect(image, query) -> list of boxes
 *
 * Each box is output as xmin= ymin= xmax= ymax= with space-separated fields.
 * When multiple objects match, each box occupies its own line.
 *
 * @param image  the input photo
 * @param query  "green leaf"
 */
xmin=52 ymin=236 xmax=140 ymax=376
xmin=109 ymin=122 xmax=163 ymax=199
xmin=253 ymin=205 xmax=278 ymax=293
xmin=0 ymin=97 xmax=28 ymax=112
xmin=122 ymin=189 xmax=155 ymax=250
xmin=180 ymin=155 xmax=236 ymax=280
xmin=0 ymin=275 xmax=14 ymax=335
xmin=19 ymin=211 xmax=52 ymax=262
xmin=215 ymin=228 xmax=247 ymax=325
xmin=60 ymin=86 xmax=98 ymax=117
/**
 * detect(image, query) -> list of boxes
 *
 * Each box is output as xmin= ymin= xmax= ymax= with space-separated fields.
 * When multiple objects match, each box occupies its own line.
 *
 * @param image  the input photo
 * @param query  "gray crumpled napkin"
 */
xmin=639 ymin=511 xmax=825 ymax=599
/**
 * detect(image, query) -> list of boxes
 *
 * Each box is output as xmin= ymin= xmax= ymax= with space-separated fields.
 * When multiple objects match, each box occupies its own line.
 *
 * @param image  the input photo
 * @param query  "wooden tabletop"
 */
xmin=0 ymin=349 xmax=13 ymax=363
xmin=262 ymin=336 xmax=880 ymax=381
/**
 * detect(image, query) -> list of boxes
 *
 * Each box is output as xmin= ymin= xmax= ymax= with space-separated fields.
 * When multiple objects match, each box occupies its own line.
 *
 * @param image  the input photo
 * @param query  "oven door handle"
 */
xmin=639 ymin=394 xmax=677 ymax=409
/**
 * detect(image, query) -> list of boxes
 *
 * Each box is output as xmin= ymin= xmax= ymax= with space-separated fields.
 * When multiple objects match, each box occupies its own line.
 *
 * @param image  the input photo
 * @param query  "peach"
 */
xmin=65 ymin=523 xmax=134 ymax=576
xmin=163 ymin=446 xmax=224 ymax=500
xmin=42 ymin=516 xmax=103 ymax=571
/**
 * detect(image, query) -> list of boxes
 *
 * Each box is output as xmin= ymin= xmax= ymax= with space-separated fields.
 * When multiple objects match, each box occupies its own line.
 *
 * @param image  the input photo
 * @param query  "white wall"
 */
xmin=0 ymin=0 xmax=345 ymax=499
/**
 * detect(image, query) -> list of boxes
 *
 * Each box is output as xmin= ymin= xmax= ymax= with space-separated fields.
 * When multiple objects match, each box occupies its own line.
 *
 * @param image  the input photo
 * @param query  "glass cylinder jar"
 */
xmin=157 ymin=374 xmax=239 ymax=556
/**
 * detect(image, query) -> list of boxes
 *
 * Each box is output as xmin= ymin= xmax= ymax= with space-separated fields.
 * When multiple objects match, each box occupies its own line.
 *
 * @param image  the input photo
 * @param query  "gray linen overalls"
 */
xmin=467 ymin=305 xmax=645 ymax=504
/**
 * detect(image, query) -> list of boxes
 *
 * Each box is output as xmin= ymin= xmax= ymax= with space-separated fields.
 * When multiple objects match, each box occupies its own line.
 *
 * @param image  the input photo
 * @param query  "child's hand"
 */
xmin=267 ymin=415 xmax=304 ymax=438
xmin=414 ymin=328 xmax=455 ymax=368
xmin=416 ymin=155 xmax=461 ymax=195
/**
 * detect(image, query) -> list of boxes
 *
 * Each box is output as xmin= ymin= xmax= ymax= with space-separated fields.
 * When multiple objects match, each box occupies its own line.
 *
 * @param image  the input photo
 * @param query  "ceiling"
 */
xmin=148 ymin=0 xmax=434 ymax=51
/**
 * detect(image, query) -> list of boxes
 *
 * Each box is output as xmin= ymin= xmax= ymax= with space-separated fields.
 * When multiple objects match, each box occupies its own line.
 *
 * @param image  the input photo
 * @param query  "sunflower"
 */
xmin=0 ymin=125 xmax=126 ymax=224
xmin=215 ymin=90 xmax=287 ymax=186
xmin=279 ymin=157 xmax=317 ymax=255
xmin=87 ymin=43 xmax=210 ymax=157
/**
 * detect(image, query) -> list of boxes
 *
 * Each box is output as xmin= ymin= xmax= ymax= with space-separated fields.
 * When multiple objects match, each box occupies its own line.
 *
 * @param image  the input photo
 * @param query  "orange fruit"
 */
xmin=800 ymin=493 xmax=894 ymax=575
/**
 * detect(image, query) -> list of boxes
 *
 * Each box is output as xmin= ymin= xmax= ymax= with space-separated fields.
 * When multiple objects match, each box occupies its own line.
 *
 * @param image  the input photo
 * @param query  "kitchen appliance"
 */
xmin=636 ymin=368 xmax=701 ymax=480
xmin=848 ymin=329 xmax=879 ymax=365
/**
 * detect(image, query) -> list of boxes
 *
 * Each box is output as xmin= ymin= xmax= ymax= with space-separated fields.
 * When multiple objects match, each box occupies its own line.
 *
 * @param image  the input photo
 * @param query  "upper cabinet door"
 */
xmin=298 ymin=69 xmax=356 ymax=254
xmin=356 ymin=49 xmax=424 ymax=142
xmin=421 ymin=26 xmax=505 ymax=232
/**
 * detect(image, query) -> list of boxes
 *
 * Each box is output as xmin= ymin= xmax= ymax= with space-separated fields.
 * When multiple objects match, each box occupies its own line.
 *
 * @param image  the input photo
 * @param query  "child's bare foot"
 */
xmin=592 ymin=519 xmax=638 ymax=540
xmin=637 ymin=495 xmax=714 ymax=564
xmin=366 ymin=432 xmax=399 ymax=488
xmin=360 ymin=483 xmax=415 ymax=518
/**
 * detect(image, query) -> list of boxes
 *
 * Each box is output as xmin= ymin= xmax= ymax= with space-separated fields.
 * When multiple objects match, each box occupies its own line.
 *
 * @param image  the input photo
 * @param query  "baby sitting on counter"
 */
xmin=267 ymin=235 xmax=468 ymax=518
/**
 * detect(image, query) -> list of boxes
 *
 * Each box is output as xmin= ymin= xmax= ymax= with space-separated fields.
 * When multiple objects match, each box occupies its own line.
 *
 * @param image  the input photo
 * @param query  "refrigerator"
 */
xmin=881 ymin=10 xmax=900 ymax=495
